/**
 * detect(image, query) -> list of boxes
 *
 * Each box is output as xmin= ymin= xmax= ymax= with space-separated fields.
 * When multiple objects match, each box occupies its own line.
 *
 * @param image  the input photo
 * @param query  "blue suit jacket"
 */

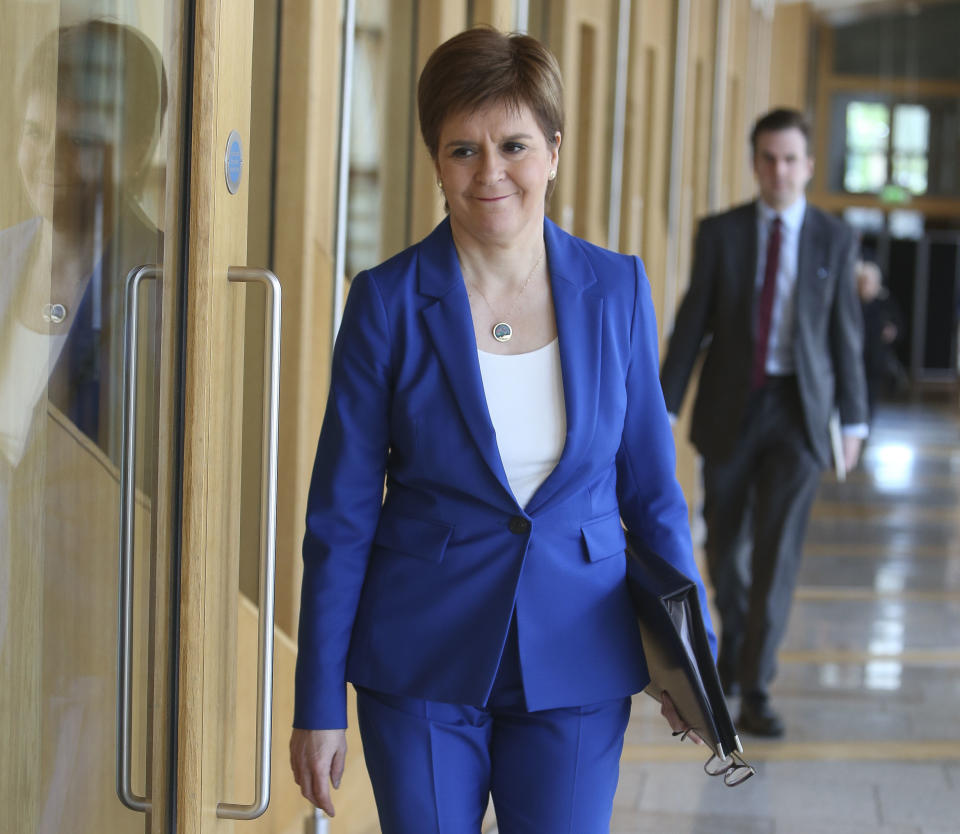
xmin=294 ymin=217 xmax=715 ymax=729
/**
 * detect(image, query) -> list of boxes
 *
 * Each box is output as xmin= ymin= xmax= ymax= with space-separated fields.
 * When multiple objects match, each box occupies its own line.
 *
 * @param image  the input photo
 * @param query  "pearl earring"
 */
xmin=437 ymin=179 xmax=444 ymax=190
xmin=548 ymin=170 xmax=557 ymax=181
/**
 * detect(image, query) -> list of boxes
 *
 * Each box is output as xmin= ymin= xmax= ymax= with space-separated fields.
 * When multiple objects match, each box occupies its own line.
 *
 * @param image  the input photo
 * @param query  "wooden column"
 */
xmin=410 ymin=0 xmax=468 ymax=243
xmin=271 ymin=0 xmax=342 ymax=638
xmin=770 ymin=1 xmax=812 ymax=111
xmin=471 ymin=0 xmax=515 ymax=29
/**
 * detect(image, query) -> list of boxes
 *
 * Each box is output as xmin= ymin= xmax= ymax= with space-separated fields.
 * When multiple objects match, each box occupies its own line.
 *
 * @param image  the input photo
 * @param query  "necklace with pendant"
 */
xmin=468 ymin=247 xmax=545 ymax=343
xmin=41 ymin=302 xmax=68 ymax=324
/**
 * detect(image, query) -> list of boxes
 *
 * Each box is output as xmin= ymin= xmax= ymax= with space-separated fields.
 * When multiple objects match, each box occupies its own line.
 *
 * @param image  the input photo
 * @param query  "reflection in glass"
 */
xmin=867 ymin=441 xmax=915 ymax=490
xmin=874 ymin=564 xmax=907 ymax=594
xmin=0 ymin=19 xmax=167 ymax=833
xmin=3 ymin=20 xmax=166 ymax=473
xmin=867 ymin=608 xmax=905 ymax=657
xmin=864 ymin=659 xmax=903 ymax=691
xmin=819 ymin=662 xmax=863 ymax=690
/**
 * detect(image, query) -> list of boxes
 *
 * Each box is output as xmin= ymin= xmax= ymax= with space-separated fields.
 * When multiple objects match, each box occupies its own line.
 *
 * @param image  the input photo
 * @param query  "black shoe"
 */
xmin=737 ymin=698 xmax=785 ymax=738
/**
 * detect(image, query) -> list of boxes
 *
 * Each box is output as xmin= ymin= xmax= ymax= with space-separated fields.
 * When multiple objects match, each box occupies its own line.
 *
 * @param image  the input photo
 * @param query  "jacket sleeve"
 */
xmin=830 ymin=225 xmax=870 ymax=426
xmin=293 ymin=271 xmax=392 ymax=729
xmin=659 ymin=218 xmax=717 ymax=414
xmin=617 ymin=256 xmax=718 ymax=657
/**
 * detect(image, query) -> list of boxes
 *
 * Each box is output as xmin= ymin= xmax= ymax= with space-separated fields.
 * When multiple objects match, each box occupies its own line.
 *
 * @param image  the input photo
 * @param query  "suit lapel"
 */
xmin=525 ymin=220 xmax=602 ymax=514
xmin=737 ymin=203 xmax=760 ymax=337
xmin=419 ymin=220 xmax=514 ymax=497
xmin=418 ymin=218 xmax=603 ymax=512
xmin=795 ymin=207 xmax=828 ymax=329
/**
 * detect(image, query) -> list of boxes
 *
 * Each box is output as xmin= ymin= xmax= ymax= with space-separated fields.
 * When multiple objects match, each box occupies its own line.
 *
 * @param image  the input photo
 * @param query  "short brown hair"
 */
xmin=417 ymin=26 xmax=564 ymax=162
xmin=18 ymin=21 xmax=167 ymax=183
xmin=750 ymin=108 xmax=811 ymax=155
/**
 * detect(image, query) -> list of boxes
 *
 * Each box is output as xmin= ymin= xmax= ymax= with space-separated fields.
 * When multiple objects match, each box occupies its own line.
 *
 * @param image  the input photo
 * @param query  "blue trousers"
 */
xmin=355 ymin=619 xmax=631 ymax=834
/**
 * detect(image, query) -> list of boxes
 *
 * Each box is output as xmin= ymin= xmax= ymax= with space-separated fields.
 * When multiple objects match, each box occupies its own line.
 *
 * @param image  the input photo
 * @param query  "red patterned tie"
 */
xmin=752 ymin=216 xmax=782 ymax=389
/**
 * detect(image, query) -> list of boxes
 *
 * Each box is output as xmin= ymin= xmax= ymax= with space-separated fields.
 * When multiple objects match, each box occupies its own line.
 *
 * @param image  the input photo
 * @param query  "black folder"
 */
xmin=625 ymin=537 xmax=742 ymax=761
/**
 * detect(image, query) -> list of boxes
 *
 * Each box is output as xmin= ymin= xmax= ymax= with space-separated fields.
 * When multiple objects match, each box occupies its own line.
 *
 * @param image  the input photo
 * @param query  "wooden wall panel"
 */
xmin=622 ymin=0 xmax=675 ymax=337
xmin=471 ymin=0 xmax=514 ymax=29
xmin=272 ymin=0 xmax=342 ymax=639
xmin=693 ymin=0 xmax=719 ymax=223
xmin=547 ymin=0 xmax=616 ymax=246
xmin=770 ymin=1 xmax=812 ymax=110
xmin=675 ymin=0 xmax=719 ymax=314
xmin=380 ymin=1 xmax=419 ymax=260
xmin=667 ymin=0 xmax=718 ymax=508
xmin=725 ymin=0 xmax=758 ymax=204
xmin=410 ymin=0 xmax=469 ymax=243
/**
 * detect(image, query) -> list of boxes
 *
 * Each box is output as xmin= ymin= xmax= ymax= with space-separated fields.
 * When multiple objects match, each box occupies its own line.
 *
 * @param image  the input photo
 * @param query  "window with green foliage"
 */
xmin=891 ymin=105 xmax=930 ymax=195
xmin=844 ymin=100 xmax=930 ymax=196
xmin=845 ymin=102 xmax=890 ymax=193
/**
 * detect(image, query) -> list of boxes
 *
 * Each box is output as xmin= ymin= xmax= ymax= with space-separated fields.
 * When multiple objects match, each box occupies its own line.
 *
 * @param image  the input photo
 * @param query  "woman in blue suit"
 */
xmin=290 ymin=27 xmax=714 ymax=833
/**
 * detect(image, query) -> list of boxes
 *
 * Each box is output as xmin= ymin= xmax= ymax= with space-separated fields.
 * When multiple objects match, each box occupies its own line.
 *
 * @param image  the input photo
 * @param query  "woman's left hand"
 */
xmin=660 ymin=691 xmax=703 ymax=745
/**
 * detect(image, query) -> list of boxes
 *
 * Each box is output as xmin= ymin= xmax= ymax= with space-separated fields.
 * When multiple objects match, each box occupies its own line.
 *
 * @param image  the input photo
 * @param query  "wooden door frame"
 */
xmin=176 ymin=0 xmax=255 ymax=831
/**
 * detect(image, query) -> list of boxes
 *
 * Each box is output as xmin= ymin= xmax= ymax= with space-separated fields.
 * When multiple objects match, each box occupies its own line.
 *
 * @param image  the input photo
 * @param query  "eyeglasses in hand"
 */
xmin=703 ymin=750 xmax=756 ymax=787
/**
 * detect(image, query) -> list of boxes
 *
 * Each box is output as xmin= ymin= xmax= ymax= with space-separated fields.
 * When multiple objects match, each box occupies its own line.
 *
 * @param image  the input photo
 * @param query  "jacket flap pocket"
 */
xmin=373 ymin=513 xmax=454 ymax=563
xmin=581 ymin=513 xmax=627 ymax=562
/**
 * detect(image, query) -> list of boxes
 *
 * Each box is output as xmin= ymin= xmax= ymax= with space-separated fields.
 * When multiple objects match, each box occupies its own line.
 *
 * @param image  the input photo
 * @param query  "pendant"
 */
xmin=42 ymin=303 xmax=68 ymax=324
xmin=492 ymin=322 xmax=513 ymax=342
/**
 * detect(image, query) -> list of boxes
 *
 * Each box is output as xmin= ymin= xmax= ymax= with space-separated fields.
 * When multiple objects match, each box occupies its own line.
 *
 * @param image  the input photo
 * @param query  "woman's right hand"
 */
xmin=659 ymin=691 xmax=704 ymax=745
xmin=289 ymin=728 xmax=348 ymax=817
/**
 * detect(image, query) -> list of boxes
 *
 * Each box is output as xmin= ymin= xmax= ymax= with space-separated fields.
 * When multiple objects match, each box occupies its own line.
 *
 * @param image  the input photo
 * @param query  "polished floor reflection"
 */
xmin=612 ymin=393 xmax=960 ymax=834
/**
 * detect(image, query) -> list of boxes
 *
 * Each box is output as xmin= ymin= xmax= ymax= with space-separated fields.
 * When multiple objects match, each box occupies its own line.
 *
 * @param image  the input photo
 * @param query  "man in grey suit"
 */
xmin=660 ymin=108 xmax=868 ymax=737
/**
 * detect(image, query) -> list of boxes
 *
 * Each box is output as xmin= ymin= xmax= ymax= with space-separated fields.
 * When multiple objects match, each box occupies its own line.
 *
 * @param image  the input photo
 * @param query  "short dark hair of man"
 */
xmin=750 ymin=108 xmax=811 ymax=155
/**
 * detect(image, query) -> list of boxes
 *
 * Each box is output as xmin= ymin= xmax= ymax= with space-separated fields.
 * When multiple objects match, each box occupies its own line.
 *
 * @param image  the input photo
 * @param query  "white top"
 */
xmin=755 ymin=196 xmax=806 ymax=376
xmin=0 ymin=321 xmax=68 ymax=466
xmin=477 ymin=338 xmax=566 ymax=508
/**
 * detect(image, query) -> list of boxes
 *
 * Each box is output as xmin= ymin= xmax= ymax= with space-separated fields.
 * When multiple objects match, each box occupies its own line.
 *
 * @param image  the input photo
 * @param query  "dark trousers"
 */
xmin=702 ymin=376 xmax=821 ymax=700
xmin=355 ymin=617 xmax=631 ymax=834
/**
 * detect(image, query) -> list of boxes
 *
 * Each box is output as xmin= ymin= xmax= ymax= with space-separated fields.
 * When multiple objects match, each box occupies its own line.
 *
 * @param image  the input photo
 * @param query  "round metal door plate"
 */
xmin=225 ymin=130 xmax=243 ymax=194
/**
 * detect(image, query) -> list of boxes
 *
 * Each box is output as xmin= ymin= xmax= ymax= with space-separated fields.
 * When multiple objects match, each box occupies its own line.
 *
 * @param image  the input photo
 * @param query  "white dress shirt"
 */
xmin=755 ymin=197 xmax=806 ymax=377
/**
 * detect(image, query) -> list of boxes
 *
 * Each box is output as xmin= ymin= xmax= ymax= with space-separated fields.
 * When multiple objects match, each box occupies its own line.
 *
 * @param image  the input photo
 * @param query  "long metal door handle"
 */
xmin=117 ymin=264 xmax=161 ymax=813
xmin=217 ymin=267 xmax=281 ymax=820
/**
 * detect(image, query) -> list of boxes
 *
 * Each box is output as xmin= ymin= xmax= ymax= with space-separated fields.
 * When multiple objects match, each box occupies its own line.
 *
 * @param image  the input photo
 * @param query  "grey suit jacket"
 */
xmin=660 ymin=200 xmax=868 ymax=468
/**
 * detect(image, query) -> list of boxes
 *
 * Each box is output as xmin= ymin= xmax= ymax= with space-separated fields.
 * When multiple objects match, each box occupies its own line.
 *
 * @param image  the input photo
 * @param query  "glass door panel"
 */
xmin=0 ymin=4 xmax=188 ymax=832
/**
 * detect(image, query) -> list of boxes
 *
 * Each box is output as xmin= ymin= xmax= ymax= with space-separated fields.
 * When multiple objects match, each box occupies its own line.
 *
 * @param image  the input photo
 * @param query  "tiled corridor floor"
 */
xmin=610 ymin=393 xmax=960 ymax=833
